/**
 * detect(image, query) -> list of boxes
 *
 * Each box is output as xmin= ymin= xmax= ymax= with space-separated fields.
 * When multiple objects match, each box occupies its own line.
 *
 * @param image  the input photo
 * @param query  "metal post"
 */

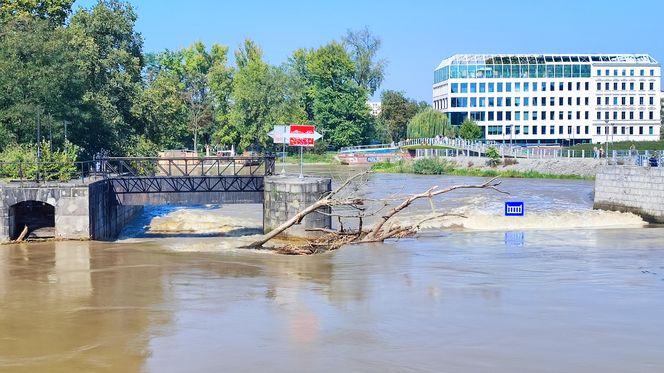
xmin=281 ymin=125 xmax=286 ymax=175
xmin=36 ymin=111 xmax=41 ymax=182
xmin=299 ymin=146 xmax=303 ymax=179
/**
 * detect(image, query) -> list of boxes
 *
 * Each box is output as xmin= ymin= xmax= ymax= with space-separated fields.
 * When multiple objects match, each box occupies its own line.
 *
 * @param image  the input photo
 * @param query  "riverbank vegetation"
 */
xmin=0 ymin=0 xmax=403 ymax=160
xmin=370 ymin=159 xmax=592 ymax=180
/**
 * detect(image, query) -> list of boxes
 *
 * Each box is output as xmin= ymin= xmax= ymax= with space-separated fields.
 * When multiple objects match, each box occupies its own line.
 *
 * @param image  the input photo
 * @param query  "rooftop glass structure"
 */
xmin=434 ymin=54 xmax=659 ymax=84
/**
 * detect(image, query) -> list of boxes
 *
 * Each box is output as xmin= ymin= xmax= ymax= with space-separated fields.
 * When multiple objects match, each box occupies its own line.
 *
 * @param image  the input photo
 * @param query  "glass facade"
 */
xmin=434 ymin=54 xmax=657 ymax=84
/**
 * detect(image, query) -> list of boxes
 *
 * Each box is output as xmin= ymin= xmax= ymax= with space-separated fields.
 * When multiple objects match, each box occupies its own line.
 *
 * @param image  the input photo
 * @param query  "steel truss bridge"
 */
xmin=98 ymin=156 xmax=276 ymax=205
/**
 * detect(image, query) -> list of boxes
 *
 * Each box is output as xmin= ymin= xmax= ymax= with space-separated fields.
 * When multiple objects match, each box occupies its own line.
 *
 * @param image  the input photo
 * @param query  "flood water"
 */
xmin=1 ymin=169 xmax=664 ymax=372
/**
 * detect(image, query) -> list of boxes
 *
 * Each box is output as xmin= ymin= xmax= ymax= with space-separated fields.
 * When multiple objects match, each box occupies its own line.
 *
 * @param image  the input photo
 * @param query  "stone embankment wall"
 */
xmin=0 ymin=180 xmax=142 ymax=242
xmin=263 ymin=176 xmax=332 ymax=237
xmin=594 ymin=166 xmax=664 ymax=223
xmin=435 ymin=156 xmax=603 ymax=177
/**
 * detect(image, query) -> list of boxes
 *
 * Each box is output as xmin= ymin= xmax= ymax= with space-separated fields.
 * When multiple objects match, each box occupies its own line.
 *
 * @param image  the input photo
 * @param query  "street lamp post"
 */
xmin=604 ymin=119 xmax=609 ymax=159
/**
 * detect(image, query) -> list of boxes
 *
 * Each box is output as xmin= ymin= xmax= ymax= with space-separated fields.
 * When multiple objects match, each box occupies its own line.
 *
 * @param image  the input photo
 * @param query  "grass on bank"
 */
xmin=371 ymin=158 xmax=592 ymax=180
xmin=564 ymin=139 xmax=664 ymax=153
xmin=283 ymin=151 xmax=338 ymax=164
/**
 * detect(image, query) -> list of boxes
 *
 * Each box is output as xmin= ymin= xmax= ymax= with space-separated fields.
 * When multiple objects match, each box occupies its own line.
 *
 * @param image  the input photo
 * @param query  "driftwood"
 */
xmin=15 ymin=225 xmax=29 ymax=242
xmin=246 ymin=171 xmax=508 ymax=254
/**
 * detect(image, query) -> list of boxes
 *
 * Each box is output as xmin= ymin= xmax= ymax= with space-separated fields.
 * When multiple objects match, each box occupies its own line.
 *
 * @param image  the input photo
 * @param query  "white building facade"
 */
xmin=433 ymin=54 xmax=661 ymax=145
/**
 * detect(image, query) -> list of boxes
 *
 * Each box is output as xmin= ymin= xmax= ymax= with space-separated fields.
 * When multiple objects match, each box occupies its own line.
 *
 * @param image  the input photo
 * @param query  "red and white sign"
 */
xmin=288 ymin=124 xmax=321 ymax=147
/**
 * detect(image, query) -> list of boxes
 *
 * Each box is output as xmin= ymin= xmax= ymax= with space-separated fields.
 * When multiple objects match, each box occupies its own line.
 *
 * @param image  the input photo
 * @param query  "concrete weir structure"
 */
xmin=263 ymin=176 xmax=332 ymax=237
xmin=0 ymin=180 xmax=142 ymax=242
xmin=594 ymin=166 xmax=664 ymax=223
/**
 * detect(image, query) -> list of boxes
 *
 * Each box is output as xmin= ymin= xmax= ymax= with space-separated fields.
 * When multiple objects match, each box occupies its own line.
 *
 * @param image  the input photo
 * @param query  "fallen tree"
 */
xmin=246 ymin=171 xmax=508 ymax=254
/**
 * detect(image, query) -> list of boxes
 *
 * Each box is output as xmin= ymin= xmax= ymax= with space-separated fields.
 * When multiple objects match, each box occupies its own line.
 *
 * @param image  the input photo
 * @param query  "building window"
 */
xmin=451 ymin=83 xmax=458 ymax=93
xmin=559 ymin=125 xmax=564 ymax=134
xmin=630 ymin=69 xmax=634 ymax=76
xmin=640 ymin=69 xmax=645 ymax=76
xmin=515 ymin=97 xmax=520 ymax=107
xmin=650 ymin=69 xmax=655 ymax=76
xmin=470 ymin=83 xmax=477 ymax=93
xmin=479 ymin=83 xmax=486 ymax=93
xmin=479 ymin=97 xmax=486 ymax=107
xmin=489 ymin=97 xmax=495 ymax=107
xmin=630 ymin=112 xmax=634 ymax=120
xmin=613 ymin=126 xmax=618 ymax=134
xmin=605 ymin=97 xmax=609 ymax=105
xmin=497 ymin=83 xmax=503 ymax=92
xmin=506 ymin=112 xmax=511 ymax=120
xmin=506 ymin=98 xmax=511 ymax=107
xmin=639 ymin=126 xmax=643 ymax=135
xmin=550 ymin=111 xmax=555 ymax=120
xmin=541 ymin=97 xmax=546 ymax=106
xmin=533 ymin=125 xmax=538 ymax=134
xmin=533 ymin=82 xmax=538 ymax=92
xmin=542 ymin=82 xmax=546 ymax=91
xmin=568 ymin=82 xmax=572 ymax=91
xmin=650 ymin=111 xmax=654 ymax=120
xmin=550 ymin=82 xmax=555 ymax=91
xmin=629 ymin=126 xmax=634 ymax=135
xmin=605 ymin=111 xmax=609 ymax=119
xmin=577 ymin=82 xmax=581 ymax=91
xmin=621 ymin=82 xmax=626 ymax=90
xmin=515 ymin=111 xmax=521 ymax=121
xmin=640 ymin=82 xmax=644 ymax=90
xmin=568 ymin=111 xmax=572 ymax=120
xmin=541 ymin=125 xmax=546 ymax=134
xmin=559 ymin=111 xmax=564 ymax=120
xmin=460 ymin=83 xmax=468 ymax=93
xmin=585 ymin=111 xmax=589 ymax=119
xmin=584 ymin=126 xmax=589 ymax=134
xmin=506 ymin=83 xmax=512 ymax=92
xmin=621 ymin=126 xmax=626 ymax=134
xmin=488 ymin=82 xmax=494 ymax=92
xmin=621 ymin=97 xmax=626 ymax=105
xmin=550 ymin=97 xmax=555 ymax=106
xmin=523 ymin=125 xmax=529 ymax=135
xmin=515 ymin=82 xmax=521 ymax=92
xmin=559 ymin=97 xmax=563 ymax=106
xmin=649 ymin=126 xmax=654 ymax=135
xmin=488 ymin=111 xmax=494 ymax=121
xmin=614 ymin=97 xmax=618 ymax=105
xmin=639 ymin=111 xmax=644 ymax=120
xmin=605 ymin=82 xmax=609 ymax=90
xmin=577 ymin=97 xmax=581 ymax=105
xmin=630 ymin=82 xmax=634 ymax=91
xmin=533 ymin=111 xmax=538 ymax=120
xmin=597 ymin=97 xmax=601 ymax=105
xmin=585 ymin=82 xmax=589 ymax=90
xmin=622 ymin=69 xmax=626 ymax=76
xmin=630 ymin=97 xmax=634 ymax=105
xmin=621 ymin=111 xmax=626 ymax=119
xmin=585 ymin=97 xmax=589 ymax=105
xmin=524 ymin=97 xmax=530 ymax=106
xmin=471 ymin=97 xmax=477 ymax=107
xmin=550 ymin=125 xmax=555 ymax=134
xmin=524 ymin=111 xmax=530 ymax=120
xmin=614 ymin=82 xmax=618 ymax=90
xmin=497 ymin=112 xmax=503 ymax=120
xmin=559 ymin=82 xmax=564 ymax=91
xmin=597 ymin=82 xmax=601 ymax=90
xmin=649 ymin=82 xmax=654 ymax=90
xmin=567 ymin=97 xmax=572 ymax=105
xmin=596 ymin=127 xmax=601 ymax=135
xmin=650 ymin=97 xmax=654 ymax=105
xmin=497 ymin=98 xmax=503 ymax=107
xmin=613 ymin=111 xmax=618 ymax=120
xmin=597 ymin=69 xmax=601 ymax=76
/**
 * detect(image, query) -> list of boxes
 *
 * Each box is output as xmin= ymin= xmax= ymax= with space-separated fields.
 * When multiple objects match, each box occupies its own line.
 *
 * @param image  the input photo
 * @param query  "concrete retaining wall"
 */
xmin=89 ymin=180 xmax=143 ymax=241
xmin=0 ymin=181 xmax=142 ymax=242
xmin=594 ymin=166 xmax=664 ymax=223
xmin=263 ymin=176 xmax=332 ymax=237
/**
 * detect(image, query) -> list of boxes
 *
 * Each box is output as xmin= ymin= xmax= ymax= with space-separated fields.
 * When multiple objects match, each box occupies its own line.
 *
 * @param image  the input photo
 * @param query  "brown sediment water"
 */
xmin=1 ymin=171 xmax=663 ymax=372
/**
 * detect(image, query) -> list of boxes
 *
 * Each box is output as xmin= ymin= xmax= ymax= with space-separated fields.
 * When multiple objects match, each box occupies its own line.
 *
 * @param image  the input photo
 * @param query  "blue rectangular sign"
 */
xmin=505 ymin=202 xmax=524 ymax=216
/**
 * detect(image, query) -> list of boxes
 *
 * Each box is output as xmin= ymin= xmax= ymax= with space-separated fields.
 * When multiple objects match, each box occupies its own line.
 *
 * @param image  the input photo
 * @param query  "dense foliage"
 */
xmin=0 ymin=0 xmax=388 ymax=159
xmin=458 ymin=118 xmax=482 ymax=140
xmin=406 ymin=108 xmax=455 ymax=139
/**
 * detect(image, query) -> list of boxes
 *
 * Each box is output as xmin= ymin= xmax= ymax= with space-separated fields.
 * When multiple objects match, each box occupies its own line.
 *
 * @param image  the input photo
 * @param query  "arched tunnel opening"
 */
xmin=9 ymin=201 xmax=55 ymax=240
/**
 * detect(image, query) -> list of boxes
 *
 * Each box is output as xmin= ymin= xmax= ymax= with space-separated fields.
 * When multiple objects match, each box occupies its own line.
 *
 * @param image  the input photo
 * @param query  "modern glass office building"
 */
xmin=433 ymin=54 xmax=661 ymax=144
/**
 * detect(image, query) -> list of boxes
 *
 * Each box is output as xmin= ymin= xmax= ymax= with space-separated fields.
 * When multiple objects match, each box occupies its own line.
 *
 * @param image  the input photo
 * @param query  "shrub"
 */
xmin=485 ymin=146 xmax=502 ymax=167
xmin=412 ymin=158 xmax=456 ymax=175
xmin=503 ymin=158 xmax=519 ymax=166
xmin=0 ymin=141 xmax=80 ymax=181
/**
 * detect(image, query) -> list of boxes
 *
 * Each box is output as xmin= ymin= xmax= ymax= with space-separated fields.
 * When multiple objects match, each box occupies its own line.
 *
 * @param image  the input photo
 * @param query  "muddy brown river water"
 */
xmin=1 ymin=170 xmax=663 ymax=372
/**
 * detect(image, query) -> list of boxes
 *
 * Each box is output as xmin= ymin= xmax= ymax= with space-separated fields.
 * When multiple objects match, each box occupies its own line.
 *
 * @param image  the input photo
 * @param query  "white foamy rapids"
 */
xmin=147 ymin=209 xmax=261 ymax=235
xmin=397 ymin=210 xmax=647 ymax=231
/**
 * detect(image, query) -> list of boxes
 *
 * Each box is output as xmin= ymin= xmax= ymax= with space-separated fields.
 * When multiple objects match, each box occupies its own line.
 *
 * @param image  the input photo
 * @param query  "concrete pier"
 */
xmin=0 ymin=180 xmax=142 ymax=242
xmin=594 ymin=166 xmax=664 ymax=223
xmin=263 ymin=176 xmax=332 ymax=237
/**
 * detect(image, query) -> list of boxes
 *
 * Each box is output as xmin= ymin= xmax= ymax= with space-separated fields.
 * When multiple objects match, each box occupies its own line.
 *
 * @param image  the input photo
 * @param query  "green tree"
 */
xmin=342 ymin=27 xmax=386 ymax=96
xmin=227 ymin=39 xmax=298 ymax=151
xmin=0 ymin=0 xmax=74 ymax=25
xmin=458 ymin=118 xmax=482 ymax=140
xmin=69 ymin=0 xmax=144 ymax=155
xmin=0 ymin=16 xmax=86 ymax=149
xmin=301 ymin=42 xmax=372 ymax=148
xmin=378 ymin=90 xmax=421 ymax=142
xmin=407 ymin=108 xmax=454 ymax=139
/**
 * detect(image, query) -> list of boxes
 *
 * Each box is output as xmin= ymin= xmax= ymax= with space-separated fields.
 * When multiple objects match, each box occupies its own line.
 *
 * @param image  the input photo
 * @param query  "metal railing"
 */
xmin=0 ymin=156 xmax=277 ymax=183
xmin=0 ymin=161 xmax=99 ymax=183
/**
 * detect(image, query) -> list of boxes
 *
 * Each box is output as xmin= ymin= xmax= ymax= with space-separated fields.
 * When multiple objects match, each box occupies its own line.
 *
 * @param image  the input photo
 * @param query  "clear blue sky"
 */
xmin=73 ymin=0 xmax=664 ymax=103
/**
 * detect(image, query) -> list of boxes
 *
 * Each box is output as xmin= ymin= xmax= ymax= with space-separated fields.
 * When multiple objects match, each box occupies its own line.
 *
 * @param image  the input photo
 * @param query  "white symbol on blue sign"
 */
xmin=505 ymin=202 xmax=524 ymax=216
